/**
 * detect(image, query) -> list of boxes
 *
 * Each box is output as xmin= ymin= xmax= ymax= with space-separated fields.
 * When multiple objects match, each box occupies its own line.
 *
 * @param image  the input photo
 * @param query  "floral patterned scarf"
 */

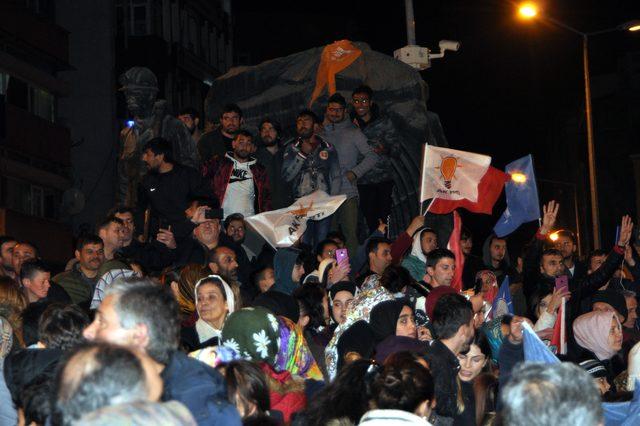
xmin=275 ymin=316 xmax=323 ymax=380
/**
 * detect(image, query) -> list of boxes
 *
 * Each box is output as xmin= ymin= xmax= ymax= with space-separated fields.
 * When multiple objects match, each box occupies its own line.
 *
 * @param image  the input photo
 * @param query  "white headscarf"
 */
xmin=410 ymin=228 xmax=436 ymax=263
xmin=194 ymin=275 xmax=236 ymax=343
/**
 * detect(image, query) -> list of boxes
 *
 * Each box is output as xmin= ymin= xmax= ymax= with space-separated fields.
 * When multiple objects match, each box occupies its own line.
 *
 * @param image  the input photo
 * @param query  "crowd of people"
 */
xmin=0 ymin=83 xmax=639 ymax=426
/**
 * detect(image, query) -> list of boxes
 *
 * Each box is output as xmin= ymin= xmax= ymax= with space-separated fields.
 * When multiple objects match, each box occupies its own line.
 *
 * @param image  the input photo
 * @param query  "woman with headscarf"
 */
xmin=401 ymin=228 xmax=438 ymax=282
xmin=369 ymin=299 xmax=425 ymax=365
xmin=572 ymin=310 xmax=625 ymax=391
xmin=327 ymin=281 xmax=357 ymax=329
xmin=180 ymin=275 xmax=237 ymax=351
xmin=221 ymin=307 xmax=323 ymax=423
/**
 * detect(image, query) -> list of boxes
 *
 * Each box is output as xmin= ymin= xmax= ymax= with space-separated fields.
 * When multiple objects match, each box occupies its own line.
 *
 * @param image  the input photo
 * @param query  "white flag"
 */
xmin=420 ymin=145 xmax=491 ymax=203
xmin=245 ymin=190 xmax=346 ymax=248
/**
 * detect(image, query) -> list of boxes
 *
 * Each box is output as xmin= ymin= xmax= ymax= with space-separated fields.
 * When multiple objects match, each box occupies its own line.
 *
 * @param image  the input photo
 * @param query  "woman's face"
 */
xmin=608 ymin=317 xmax=623 ymax=352
xmin=396 ymin=305 xmax=417 ymax=339
xmin=457 ymin=343 xmax=488 ymax=382
xmin=197 ymin=282 xmax=228 ymax=327
xmin=331 ymin=290 xmax=353 ymax=324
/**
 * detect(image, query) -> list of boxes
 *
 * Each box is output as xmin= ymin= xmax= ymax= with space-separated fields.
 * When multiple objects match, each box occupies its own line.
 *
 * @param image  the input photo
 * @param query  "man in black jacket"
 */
xmin=423 ymin=293 xmax=474 ymax=421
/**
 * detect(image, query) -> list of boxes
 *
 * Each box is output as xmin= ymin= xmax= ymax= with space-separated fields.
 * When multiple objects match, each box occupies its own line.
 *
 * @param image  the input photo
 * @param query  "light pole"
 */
xmin=517 ymin=3 xmax=639 ymax=249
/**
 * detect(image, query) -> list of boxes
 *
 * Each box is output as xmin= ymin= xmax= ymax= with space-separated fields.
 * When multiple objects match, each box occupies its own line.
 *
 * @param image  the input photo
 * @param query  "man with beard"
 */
xmin=255 ymin=118 xmax=291 ymax=209
xmin=202 ymin=130 xmax=271 ymax=219
xmin=423 ymin=293 xmax=475 ymax=420
xmin=554 ymin=229 xmax=587 ymax=281
xmin=177 ymin=107 xmax=203 ymax=145
xmin=198 ymin=103 xmax=243 ymax=164
xmin=208 ymin=245 xmax=255 ymax=304
xmin=0 ymin=236 xmax=17 ymax=278
xmin=223 ymin=213 xmax=256 ymax=262
xmin=53 ymin=235 xmax=105 ymax=306
xmin=283 ymin=110 xmax=341 ymax=248
xmin=137 ymin=137 xmax=211 ymax=240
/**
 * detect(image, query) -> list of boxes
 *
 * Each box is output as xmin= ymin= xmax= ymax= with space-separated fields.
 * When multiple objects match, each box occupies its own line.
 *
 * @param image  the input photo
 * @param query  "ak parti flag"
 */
xmin=493 ymin=154 xmax=541 ymax=237
xmin=447 ymin=210 xmax=465 ymax=292
xmin=420 ymin=145 xmax=508 ymax=215
xmin=309 ymin=40 xmax=362 ymax=107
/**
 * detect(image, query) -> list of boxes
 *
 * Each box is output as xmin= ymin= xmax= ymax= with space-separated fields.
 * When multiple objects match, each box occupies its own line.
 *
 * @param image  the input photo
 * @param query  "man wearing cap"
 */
xmin=579 ymin=359 xmax=611 ymax=396
xmin=118 ymin=66 xmax=198 ymax=206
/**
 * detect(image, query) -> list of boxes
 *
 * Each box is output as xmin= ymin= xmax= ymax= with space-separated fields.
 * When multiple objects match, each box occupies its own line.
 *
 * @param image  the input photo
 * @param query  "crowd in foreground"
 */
xmin=0 ymin=86 xmax=639 ymax=426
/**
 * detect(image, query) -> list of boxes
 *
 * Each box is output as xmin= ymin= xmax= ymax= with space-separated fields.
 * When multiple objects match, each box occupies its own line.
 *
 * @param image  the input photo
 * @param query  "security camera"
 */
xmin=438 ymin=40 xmax=460 ymax=52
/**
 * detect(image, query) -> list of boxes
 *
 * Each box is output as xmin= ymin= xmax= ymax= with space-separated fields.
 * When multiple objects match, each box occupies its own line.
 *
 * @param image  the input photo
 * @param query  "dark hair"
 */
xmin=352 ymin=85 xmax=373 ymax=99
xmin=234 ymin=129 xmax=254 ymax=141
xmin=52 ymin=343 xmax=148 ymax=425
xmin=540 ymin=248 xmax=563 ymax=265
xmin=301 ymin=359 xmax=374 ymax=426
xmin=107 ymin=205 xmax=135 ymax=217
xmin=14 ymin=241 xmax=40 ymax=257
xmin=220 ymin=103 xmax=243 ymax=119
xmin=22 ymin=375 xmax=51 ymax=423
xmin=223 ymin=360 xmax=270 ymax=418
xmin=293 ymin=283 xmax=327 ymax=331
xmin=38 ymin=304 xmax=89 ymax=351
xmin=20 ymin=258 xmax=49 ymax=282
xmin=96 ymin=215 xmax=124 ymax=234
xmin=179 ymin=106 xmax=200 ymax=120
xmin=371 ymin=357 xmax=434 ymax=413
xmin=379 ymin=265 xmax=416 ymax=294
xmin=426 ymin=248 xmax=455 ymax=269
xmin=460 ymin=227 xmax=472 ymax=241
xmin=366 ymin=237 xmax=392 ymax=255
xmin=488 ymin=235 xmax=507 ymax=247
xmin=474 ymin=373 xmax=498 ymax=425
xmin=0 ymin=235 xmax=17 ymax=248
xmin=315 ymin=239 xmax=338 ymax=259
xmin=460 ymin=331 xmax=493 ymax=376
xmin=21 ymin=300 xmax=51 ymax=346
xmin=432 ymin=293 xmax=473 ymax=340
xmin=326 ymin=230 xmax=346 ymax=244
xmin=259 ymin=117 xmax=281 ymax=134
xmin=143 ymin=137 xmax=174 ymax=164
xmin=251 ymin=265 xmax=273 ymax=288
xmin=223 ymin=213 xmax=245 ymax=230
xmin=76 ymin=234 xmax=104 ymax=251
xmin=297 ymin=109 xmax=320 ymax=124
xmin=106 ymin=278 xmax=180 ymax=364
xmin=588 ymin=249 xmax=608 ymax=266
xmin=327 ymin=93 xmax=347 ymax=107
xmin=556 ymin=229 xmax=577 ymax=244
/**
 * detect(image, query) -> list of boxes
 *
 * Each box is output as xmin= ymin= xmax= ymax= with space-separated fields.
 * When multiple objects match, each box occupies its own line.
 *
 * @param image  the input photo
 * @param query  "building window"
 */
xmin=0 ymin=73 xmax=8 ymax=96
xmin=3 ymin=176 xmax=60 ymax=219
xmin=132 ymin=1 xmax=148 ymax=35
xmin=29 ymin=86 xmax=55 ymax=122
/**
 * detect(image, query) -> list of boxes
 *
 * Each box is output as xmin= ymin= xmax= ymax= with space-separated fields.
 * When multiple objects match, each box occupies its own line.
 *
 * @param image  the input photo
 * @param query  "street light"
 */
xmin=517 ymin=3 xmax=638 ymax=249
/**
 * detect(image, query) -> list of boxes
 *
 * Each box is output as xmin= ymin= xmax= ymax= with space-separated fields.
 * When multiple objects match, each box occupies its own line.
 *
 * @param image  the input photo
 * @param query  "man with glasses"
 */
xmin=202 ymin=130 xmax=271 ymax=219
xmin=351 ymin=85 xmax=401 ymax=233
xmin=321 ymin=93 xmax=377 ymax=257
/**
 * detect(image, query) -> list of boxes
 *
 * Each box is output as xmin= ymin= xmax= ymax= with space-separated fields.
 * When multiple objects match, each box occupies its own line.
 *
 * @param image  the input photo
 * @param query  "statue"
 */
xmin=117 ymin=67 xmax=198 ymax=206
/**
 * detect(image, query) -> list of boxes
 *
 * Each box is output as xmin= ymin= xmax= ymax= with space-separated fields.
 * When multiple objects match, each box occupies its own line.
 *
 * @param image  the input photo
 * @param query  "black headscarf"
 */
xmin=369 ymin=299 xmax=412 ymax=344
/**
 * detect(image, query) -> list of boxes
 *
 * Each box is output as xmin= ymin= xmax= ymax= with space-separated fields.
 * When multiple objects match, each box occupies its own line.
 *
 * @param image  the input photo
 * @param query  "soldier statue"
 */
xmin=117 ymin=67 xmax=198 ymax=205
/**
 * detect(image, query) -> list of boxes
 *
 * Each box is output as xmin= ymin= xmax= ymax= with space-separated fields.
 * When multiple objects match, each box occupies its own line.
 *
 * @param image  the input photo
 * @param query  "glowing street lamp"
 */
xmin=516 ymin=3 xmax=638 ymax=249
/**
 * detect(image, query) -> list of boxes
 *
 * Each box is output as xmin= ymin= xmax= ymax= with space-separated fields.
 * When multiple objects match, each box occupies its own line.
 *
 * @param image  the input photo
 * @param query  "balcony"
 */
xmin=4 ymin=103 xmax=71 ymax=167
xmin=0 ymin=4 xmax=70 ymax=68
xmin=0 ymin=208 xmax=72 ymax=267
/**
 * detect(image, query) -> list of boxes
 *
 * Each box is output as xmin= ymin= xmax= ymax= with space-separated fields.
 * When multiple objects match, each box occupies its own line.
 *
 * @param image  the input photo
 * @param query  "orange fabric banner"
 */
xmin=309 ymin=40 xmax=362 ymax=107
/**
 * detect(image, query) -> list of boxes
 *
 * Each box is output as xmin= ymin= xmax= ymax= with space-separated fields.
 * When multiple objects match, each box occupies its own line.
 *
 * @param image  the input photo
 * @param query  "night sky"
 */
xmin=235 ymin=0 xmax=640 ymax=250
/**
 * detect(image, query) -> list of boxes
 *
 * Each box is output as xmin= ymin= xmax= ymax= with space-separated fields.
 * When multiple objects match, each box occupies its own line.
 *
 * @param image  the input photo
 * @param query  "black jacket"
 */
xmin=3 ymin=348 xmax=62 ymax=405
xmin=118 ymin=238 xmax=177 ymax=274
xmin=423 ymin=340 xmax=461 ymax=418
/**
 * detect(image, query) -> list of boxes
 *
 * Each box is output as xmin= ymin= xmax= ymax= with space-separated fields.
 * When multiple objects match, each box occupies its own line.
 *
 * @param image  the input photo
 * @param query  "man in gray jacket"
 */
xmin=321 ymin=93 xmax=377 ymax=256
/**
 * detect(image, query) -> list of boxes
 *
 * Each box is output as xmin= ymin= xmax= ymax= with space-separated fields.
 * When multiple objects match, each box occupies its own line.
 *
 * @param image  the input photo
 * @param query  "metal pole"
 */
xmin=582 ymin=35 xmax=601 ymax=249
xmin=404 ymin=0 xmax=416 ymax=45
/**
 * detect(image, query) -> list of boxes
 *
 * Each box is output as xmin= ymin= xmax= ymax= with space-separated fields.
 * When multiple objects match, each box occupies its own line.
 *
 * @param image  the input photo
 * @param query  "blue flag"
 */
xmin=522 ymin=321 xmax=560 ymax=364
xmin=603 ymin=381 xmax=640 ymax=426
xmin=491 ymin=276 xmax=513 ymax=318
xmin=494 ymin=155 xmax=540 ymax=237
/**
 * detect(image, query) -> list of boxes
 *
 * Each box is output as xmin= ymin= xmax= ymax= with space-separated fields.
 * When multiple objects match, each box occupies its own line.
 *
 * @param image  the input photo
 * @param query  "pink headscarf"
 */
xmin=573 ymin=310 xmax=621 ymax=361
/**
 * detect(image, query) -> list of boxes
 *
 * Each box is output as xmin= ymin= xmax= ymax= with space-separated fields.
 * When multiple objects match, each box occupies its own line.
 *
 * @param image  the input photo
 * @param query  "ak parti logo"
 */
xmin=436 ymin=156 xmax=462 ymax=189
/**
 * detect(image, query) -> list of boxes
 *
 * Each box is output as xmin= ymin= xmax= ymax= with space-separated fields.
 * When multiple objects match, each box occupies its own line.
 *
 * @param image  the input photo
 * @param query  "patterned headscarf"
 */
xmin=0 ymin=316 xmax=13 ymax=359
xmin=221 ymin=307 xmax=280 ymax=365
xmin=221 ymin=307 xmax=322 ymax=380
xmin=275 ymin=316 xmax=323 ymax=380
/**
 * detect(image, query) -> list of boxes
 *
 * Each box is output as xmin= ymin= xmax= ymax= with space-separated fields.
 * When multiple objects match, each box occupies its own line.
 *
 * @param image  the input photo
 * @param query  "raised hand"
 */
xmin=539 ymin=200 xmax=559 ymax=235
xmin=406 ymin=215 xmax=426 ymax=236
xmin=618 ymin=215 xmax=634 ymax=247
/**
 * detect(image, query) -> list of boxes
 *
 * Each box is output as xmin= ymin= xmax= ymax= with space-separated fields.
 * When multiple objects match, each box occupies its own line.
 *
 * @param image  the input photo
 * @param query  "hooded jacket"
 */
xmin=161 ymin=350 xmax=241 ymax=425
xmin=202 ymin=152 xmax=271 ymax=215
xmin=320 ymin=119 xmax=378 ymax=199
xmin=482 ymin=234 xmax=521 ymax=284
xmin=273 ymin=248 xmax=301 ymax=295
